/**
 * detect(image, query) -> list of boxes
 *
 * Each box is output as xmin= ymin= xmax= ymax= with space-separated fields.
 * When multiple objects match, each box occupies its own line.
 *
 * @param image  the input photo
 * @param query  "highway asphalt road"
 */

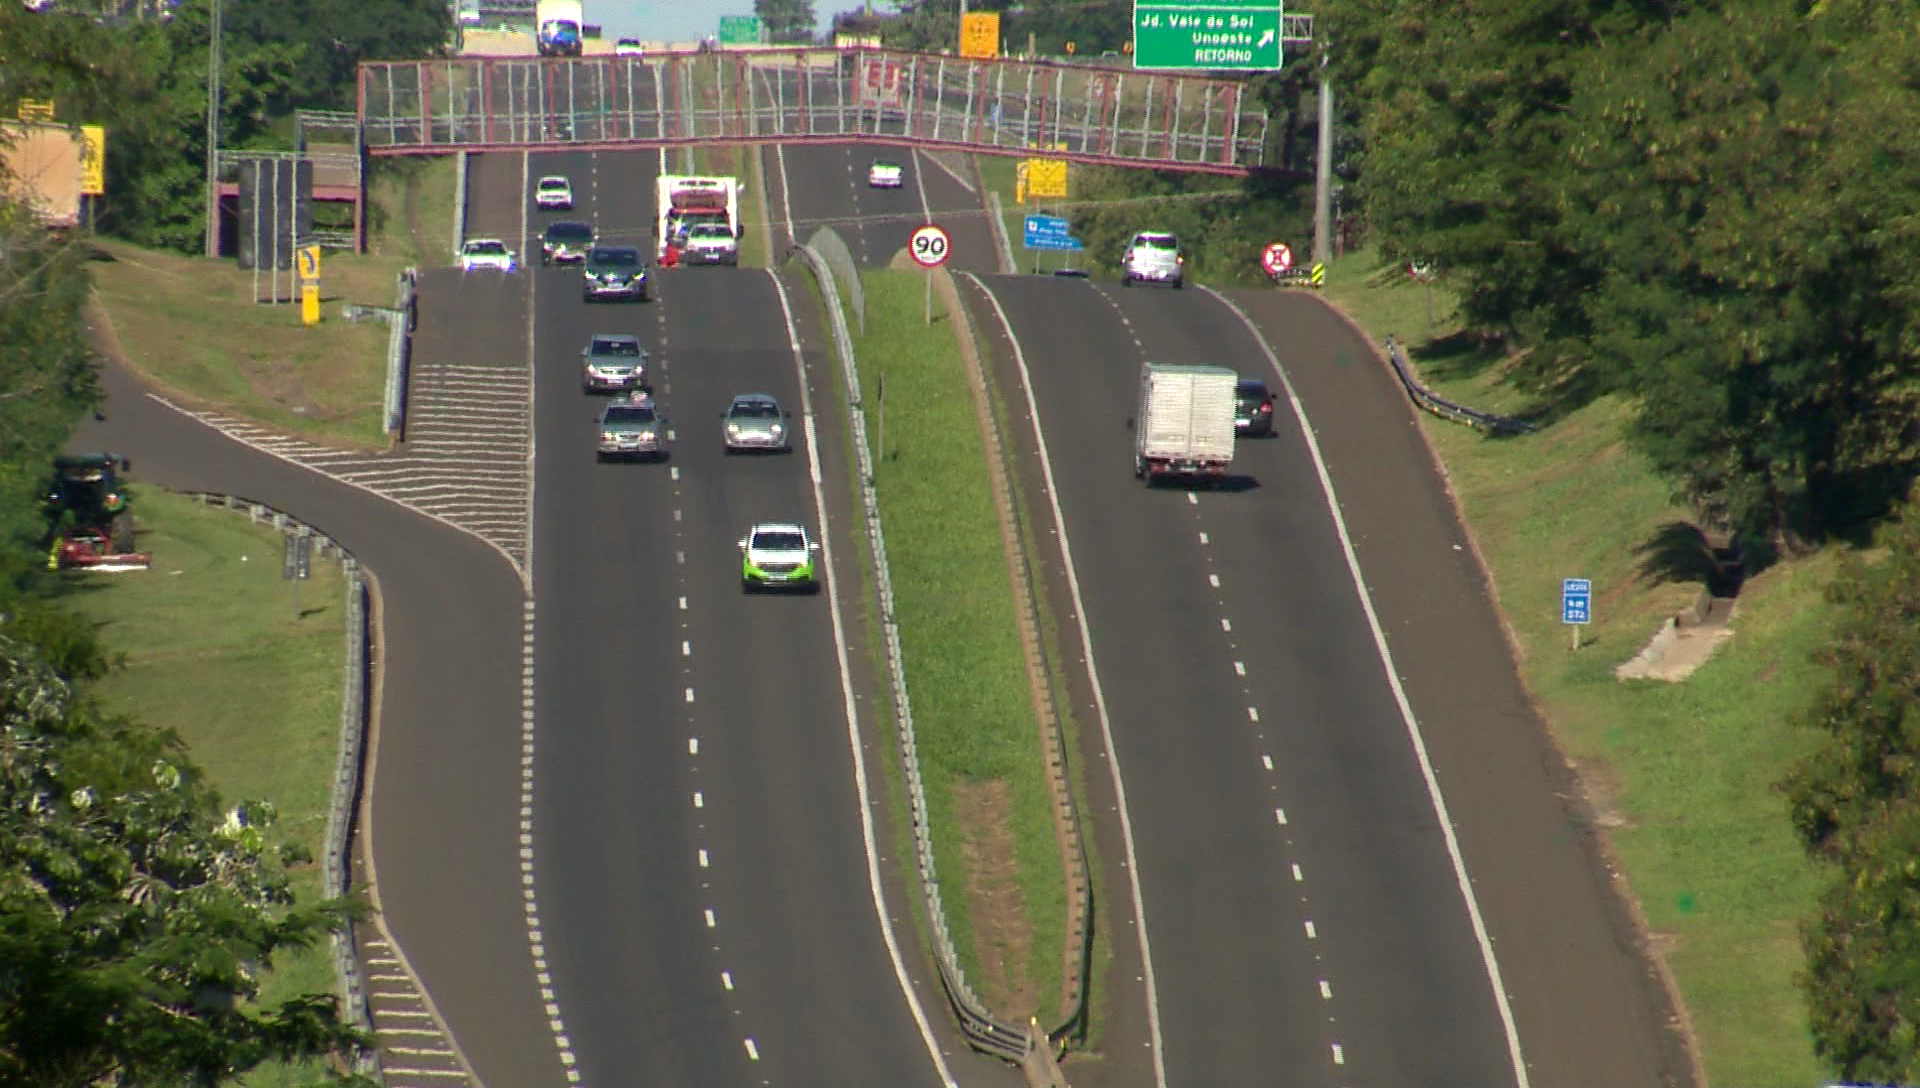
xmin=754 ymin=66 xmax=1002 ymax=273
xmin=69 ymin=358 xmax=560 ymax=1087
xmin=512 ymin=146 xmax=1000 ymax=1087
xmin=950 ymin=271 xmax=1688 ymax=1088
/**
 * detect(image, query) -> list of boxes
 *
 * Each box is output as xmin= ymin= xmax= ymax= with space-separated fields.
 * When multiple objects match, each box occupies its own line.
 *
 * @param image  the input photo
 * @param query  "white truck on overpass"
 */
xmin=535 ymin=0 xmax=583 ymax=56
xmin=1134 ymin=362 xmax=1238 ymax=483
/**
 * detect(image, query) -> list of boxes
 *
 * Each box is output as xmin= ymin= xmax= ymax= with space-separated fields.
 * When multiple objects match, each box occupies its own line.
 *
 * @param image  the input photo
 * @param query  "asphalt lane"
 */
xmin=960 ymin=274 xmax=1518 ymax=1088
xmin=523 ymin=145 xmax=970 ymax=1087
xmin=72 ymin=352 xmax=560 ymax=1088
xmin=754 ymin=67 xmax=1001 ymax=273
xmin=1221 ymin=288 xmax=1691 ymax=1088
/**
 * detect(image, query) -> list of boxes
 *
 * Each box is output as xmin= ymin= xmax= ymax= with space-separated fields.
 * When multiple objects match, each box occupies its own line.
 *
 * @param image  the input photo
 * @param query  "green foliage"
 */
xmin=0 ymin=631 xmax=368 ymax=1088
xmin=1326 ymin=0 xmax=1920 ymax=543
xmin=0 ymin=210 xmax=101 ymax=592
xmin=754 ymin=0 xmax=817 ymax=44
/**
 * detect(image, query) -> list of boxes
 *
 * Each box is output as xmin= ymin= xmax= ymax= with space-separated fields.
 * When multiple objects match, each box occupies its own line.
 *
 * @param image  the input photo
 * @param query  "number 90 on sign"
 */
xmin=909 ymin=224 xmax=951 ymax=268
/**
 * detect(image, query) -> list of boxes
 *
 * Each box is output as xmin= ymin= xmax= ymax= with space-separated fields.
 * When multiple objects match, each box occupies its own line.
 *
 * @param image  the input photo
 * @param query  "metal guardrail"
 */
xmin=183 ymin=493 xmax=380 ymax=1080
xmin=384 ymin=269 xmax=417 ymax=437
xmin=1384 ymin=336 xmax=1536 ymax=436
xmin=452 ymin=150 xmax=470 ymax=257
xmin=806 ymin=228 xmax=863 ymax=334
xmin=790 ymin=243 xmax=1033 ymax=1064
xmin=944 ymin=274 xmax=1093 ymax=1049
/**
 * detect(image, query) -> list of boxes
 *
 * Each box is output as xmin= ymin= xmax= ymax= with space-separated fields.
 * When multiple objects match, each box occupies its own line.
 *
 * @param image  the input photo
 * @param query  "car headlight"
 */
xmin=600 ymin=431 xmax=614 ymax=442
xmin=727 ymin=423 xmax=741 ymax=435
xmin=770 ymin=424 xmax=784 ymax=435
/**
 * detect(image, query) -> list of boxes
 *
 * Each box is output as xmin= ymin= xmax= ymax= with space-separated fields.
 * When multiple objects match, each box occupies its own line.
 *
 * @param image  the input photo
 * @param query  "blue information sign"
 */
xmin=1562 ymin=578 xmax=1592 ymax=626
xmin=1023 ymin=214 xmax=1085 ymax=251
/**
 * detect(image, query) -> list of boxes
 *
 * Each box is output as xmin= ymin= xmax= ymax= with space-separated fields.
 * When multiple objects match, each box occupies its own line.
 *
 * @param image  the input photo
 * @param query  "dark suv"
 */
xmin=1235 ymin=378 xmax=1275 ymax=437
xmin=582 ymin=246 xmax=648 ymax=302
xmin=541 ymin=220 xmax=595 ymax=265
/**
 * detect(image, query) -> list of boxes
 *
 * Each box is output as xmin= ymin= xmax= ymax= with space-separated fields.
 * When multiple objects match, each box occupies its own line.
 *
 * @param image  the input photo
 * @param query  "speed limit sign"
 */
xmin=909 ymin=224 xmax=951 ymax=268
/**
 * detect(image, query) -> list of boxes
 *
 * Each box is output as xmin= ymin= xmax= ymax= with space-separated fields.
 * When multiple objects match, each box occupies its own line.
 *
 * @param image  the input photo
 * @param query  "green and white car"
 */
xmin=868 ymin=159 xmax=904 ymax=189
xmin=738 ymin=522 xmax=820 ymax=592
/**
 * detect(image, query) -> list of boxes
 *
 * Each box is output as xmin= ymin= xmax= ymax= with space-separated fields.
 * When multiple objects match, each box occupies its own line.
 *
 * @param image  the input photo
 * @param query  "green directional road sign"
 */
xmin=718 ymin=14 xmax=762 ymax=45
xmin=1133 ymin=0 xmax=1283 ymax=71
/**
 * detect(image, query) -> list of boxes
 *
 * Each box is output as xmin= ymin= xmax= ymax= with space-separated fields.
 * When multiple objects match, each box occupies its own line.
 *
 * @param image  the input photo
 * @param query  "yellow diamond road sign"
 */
xmin=296 ymin=245 xmax=322 ymax=282
xmin=959 ymin=12 xmax=1000 ymax=58
xmin=1024 ymin=158 xmax=1067 ymax=198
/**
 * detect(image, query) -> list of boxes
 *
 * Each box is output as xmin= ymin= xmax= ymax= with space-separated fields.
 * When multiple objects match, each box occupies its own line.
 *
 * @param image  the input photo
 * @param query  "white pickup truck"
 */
xmin=1133 ymin=362 xmax=1237 ymax=483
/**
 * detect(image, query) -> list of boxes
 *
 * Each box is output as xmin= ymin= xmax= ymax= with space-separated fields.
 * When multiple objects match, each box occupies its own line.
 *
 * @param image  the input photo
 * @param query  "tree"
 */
xmin=755 ymin=0 xmax=817 ymax=44
xmin=0 ymin=631 xmax=368 ymax=1088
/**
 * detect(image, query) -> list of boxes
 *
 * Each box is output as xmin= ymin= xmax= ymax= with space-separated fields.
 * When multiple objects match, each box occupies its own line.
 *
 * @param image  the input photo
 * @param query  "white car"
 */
xmin=868 ymin=160 xmax=904 ymax=189
xmin=535 ymin=175 xmax=573 ymax=211
xmin=615 ymin=37 xmax=644 ymax=57
xmin=739 ymin=522 xmax=820 ymax=593
xmin=459 ymin=238 xmax=516 ymax=273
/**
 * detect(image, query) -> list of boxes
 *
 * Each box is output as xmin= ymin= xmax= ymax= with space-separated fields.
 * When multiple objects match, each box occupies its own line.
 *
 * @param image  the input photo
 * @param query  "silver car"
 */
xmin=1121 ymin=231 xmax=1184 ymax=289
xmin=597 ymin=391 xmax=667 ymax=461
xmin=580 ymin=333 xmax=648 ymax=394
xmin=682 ymin=223 xmax=739 ymax=266
xmin=721 ymin=393 xmax=791 ymax=453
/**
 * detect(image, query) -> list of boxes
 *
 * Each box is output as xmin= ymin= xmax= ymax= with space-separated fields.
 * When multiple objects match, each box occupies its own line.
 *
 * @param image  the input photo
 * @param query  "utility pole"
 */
xmin=202 ymin=0 xmax=223 ymax=258
xmin=1312 ymin=43 xmax=1332 ymax=269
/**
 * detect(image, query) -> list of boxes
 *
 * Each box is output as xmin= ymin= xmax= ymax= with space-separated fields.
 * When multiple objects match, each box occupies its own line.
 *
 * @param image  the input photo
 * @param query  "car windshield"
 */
xmin=547 ymin=223 xmax=592 ymax=240
xmin=538 ymin=178 xmax=568 ymax=190
xmin=873 ymin=162 xmax=900 ymax=172
xmin=604 ymin=406 xmax=656 ymax=425
xmin=590 ymin=249 xmax=640 ymax=266
xmin=589 ymin=338 xmax=641 ymax=357
xmin=467 ymin=241 xmax=507 ymax=255
xmin=689 ymin=226 xmax=731 ymax=241
xmin=1134 ymin=233 xmax=1179 ymax=250
xmin=752 ymin=531 xmax=807 ymax=551
xmin=730 ymin=401 xmax=780 ymax=419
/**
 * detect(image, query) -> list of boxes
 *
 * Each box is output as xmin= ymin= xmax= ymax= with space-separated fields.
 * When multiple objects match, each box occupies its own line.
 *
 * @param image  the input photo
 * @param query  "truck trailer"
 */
xmin=654 ymin=175 xmax=740 ymax=258
xmin=1134 ymin=362 xmax=1238 ymax=483
xmin=536 ymin=0 xmax=584 ymax=56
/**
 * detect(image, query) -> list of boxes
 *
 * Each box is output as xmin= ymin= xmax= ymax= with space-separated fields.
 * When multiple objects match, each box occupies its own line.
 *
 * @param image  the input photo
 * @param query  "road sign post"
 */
xmin=909 ymin=224 xmax=950 ymax=325
xmin=1562 ymin=577 xmax=1592 ymax=651
xmin=1133 ymin=0 xmax=1285 ymax=71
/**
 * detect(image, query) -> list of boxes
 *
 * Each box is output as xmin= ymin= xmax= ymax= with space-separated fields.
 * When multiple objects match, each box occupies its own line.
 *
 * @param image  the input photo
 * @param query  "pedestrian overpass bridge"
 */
xmin=358 ymin=46 xmax=1272 ymax=175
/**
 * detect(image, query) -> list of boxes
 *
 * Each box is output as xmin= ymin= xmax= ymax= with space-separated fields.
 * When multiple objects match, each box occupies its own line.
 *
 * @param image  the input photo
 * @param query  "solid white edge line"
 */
xmin=960 ymin=271 xmax=1168 ymax=1088
xmin=1201 ymin=286 xmax=1531 ymax=1088
xmin=775 ymin=144 xmax=798 ymax=254
xmin=765 ymin=267 xmax=957 ymax=1088
xmin=911 ymin=146 xmax=934 ymax=226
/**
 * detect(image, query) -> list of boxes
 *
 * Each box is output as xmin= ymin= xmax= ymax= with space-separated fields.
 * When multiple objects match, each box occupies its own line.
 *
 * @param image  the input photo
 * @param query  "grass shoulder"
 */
xmin=88 ymin=156 xmax=458 ymax=450
xmin=64 ymin=489 xmax=350 ymax=1088
xmin=1319 ymin=246 xmax=1833 ymax=1086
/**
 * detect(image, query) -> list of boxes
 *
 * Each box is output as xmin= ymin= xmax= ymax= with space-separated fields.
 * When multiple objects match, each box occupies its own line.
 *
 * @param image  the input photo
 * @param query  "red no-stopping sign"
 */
xmin=1261 ymin=242 xmax=1294 ymax=275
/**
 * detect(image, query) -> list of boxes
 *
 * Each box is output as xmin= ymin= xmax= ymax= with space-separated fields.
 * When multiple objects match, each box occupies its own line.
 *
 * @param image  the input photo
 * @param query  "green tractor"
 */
xmin=45 ymin=453 xmax=151 ymax=571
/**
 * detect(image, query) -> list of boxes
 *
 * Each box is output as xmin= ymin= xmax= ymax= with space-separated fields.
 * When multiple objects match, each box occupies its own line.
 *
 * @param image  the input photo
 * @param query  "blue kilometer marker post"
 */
xmin=1562 ymin=577 xmax=1592 ymax=651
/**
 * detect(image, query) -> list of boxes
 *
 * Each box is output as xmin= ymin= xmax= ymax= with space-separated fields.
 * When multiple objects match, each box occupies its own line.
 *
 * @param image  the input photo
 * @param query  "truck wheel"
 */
xmin=110 ymin=512 xmax=135 ymax=553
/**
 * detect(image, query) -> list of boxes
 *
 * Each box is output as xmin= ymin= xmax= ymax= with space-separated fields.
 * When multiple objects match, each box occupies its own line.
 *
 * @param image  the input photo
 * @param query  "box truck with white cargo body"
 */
xmin=536 ymin=0 xmax=584 ymax=56
xmin=1134 ymin=363 xmax=1238 ymax=483
xmin=655 ymin=175 xmax=740 ymax=258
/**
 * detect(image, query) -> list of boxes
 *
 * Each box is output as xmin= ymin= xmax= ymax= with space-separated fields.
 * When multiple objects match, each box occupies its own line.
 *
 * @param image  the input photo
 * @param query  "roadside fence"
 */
xmin=1384 ymin=335 xmax=1535 ymax=435
xmin=789 ymin=244 xmax=1039 ymax=1065
xmin=182 ymin=492 xmax=380 ymax=1081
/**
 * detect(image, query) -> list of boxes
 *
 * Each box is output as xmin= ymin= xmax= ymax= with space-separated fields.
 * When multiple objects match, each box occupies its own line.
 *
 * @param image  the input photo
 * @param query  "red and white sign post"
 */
xmin=1261 ymin=242 xmax=1295 ymax=279
xmin=910 ymin=223 xmax=951 ymax=325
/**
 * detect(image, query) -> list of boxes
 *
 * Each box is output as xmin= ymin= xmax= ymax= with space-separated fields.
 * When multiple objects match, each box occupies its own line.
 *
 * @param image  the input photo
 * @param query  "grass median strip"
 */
xmin=1320 ymin=248 xmax=1832 ymax=1086
xmin=849 ymin=268 xmax=1068 ymax=1021
xmin=64 ymin=490 xmax=349 ymax=1088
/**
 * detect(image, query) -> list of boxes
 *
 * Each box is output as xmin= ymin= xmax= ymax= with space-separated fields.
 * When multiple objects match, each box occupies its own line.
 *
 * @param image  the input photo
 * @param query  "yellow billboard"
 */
xmin=959 ymin=12 xmax=999 ymax=59
xmin=18 ymin=99 xmax=55 ymax=122
xmin=79 ymin=125 xmax=105 ymax=196
xmin=1024 ymin=158 xmax=1067 ymax=198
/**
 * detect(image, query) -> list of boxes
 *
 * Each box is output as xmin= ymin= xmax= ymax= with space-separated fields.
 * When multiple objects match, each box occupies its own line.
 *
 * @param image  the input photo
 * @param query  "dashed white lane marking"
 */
xmin=1320 ymin=980 xmax=1334 ymax=1000
xmin=1208 ymin=573 xmax=1220 ymax=588
xmin=704 ymin=908 xmax=717 ymax=928
xmin=1292 ymin=864 xmax=1305 ymax=882
xmin=1332 ymin=1043 xmax=1346 ymax=1065
xmin=1198 ymin=531 xmax=1210 ymax=545
xmin=682 ymin=640 xmax=691 ymax=656
xmin=693 ymin=791 xmax=704 ymax=809
xmin=685 ymin=686 xmax=695 ymax=703
xmin=1247 ymin=707 xmax=1260 ymax=723
xmin=721 ymin=970 xmax=733 ymax=990
xmin=699 ymin=849 xmax=710 ymax=868
xmin=1234 ymin=660 xmax=1246 ymax=676
xmin=743 ymin=1039 xmax=760 ymax=1061
xmin=1220 ymin=617 xmax=1232 ymax=632
xmin=687 ymin=737 xmax=698 ymax=755
xmin=1305 ymin=920 xmax=1317 ymax=939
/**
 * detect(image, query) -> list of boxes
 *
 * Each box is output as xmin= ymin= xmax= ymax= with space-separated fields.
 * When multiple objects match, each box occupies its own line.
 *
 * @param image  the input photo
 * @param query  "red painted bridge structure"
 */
xmin=358 ymin=46 xmax=1273 ymax=175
